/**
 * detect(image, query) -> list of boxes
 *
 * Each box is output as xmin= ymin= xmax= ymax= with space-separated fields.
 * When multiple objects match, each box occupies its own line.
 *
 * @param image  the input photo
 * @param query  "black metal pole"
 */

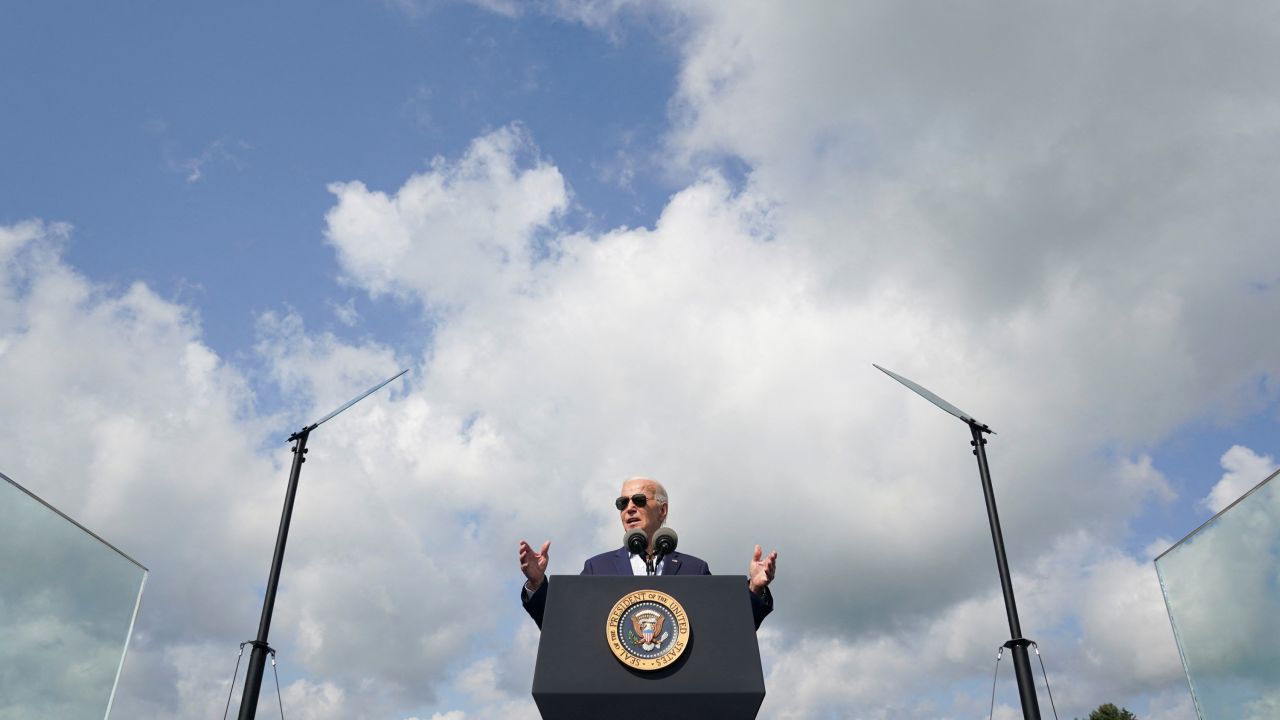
xmin=970 ymin=423 xmax=1041 ymax=720
xmin=238 ymin=427 xmax=310 ymax=720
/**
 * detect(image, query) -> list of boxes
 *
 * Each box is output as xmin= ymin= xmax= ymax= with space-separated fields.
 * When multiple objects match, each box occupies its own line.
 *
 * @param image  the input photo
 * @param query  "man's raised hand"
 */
xmin=518 ymin=540 xmax=551 ymax=592
xmin=748 ymin=544 xmax=777 ymax=595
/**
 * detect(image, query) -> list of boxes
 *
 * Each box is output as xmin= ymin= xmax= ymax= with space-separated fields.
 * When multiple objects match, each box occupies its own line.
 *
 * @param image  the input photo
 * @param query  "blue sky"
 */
xmin=3 ymin=2 xmax=1280 ymax=719
xmin=3 ymin=1 xmax=678 ymax=354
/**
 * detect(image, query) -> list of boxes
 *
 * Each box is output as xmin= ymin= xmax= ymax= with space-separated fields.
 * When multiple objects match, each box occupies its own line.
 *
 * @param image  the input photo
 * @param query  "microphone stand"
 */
xmin=875 ymin=365 xmax=1042 ymax=720
xmin=236 ymin=369 xmax=407 ymax=720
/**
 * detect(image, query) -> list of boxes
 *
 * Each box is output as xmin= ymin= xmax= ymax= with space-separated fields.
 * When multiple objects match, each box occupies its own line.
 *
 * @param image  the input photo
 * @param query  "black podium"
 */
xmin=531 ymin=575 xmax=765 ymax=719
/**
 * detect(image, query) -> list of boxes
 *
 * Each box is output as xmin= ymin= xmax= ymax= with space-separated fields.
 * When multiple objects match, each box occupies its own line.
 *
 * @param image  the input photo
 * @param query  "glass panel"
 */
xmin=1155 ymin=468 xmax=1280 ymax=720
xmin=0 ymin=471 xmax=147 ymax=720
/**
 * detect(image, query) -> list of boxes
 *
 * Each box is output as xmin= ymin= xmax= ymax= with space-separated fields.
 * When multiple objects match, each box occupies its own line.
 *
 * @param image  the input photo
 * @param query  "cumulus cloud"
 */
xmin=1202 ymin=444 xmax=1277 ymax=513
xmin=663 ymin=2 xmax=1280 ymax=416
xmin=325 ymin=125 xmax=568 ymax=311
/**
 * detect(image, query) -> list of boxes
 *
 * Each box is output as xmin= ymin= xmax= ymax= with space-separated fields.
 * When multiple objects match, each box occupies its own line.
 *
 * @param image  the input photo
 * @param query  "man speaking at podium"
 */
xmin=518 ymin=477 xmax=777 ymax=629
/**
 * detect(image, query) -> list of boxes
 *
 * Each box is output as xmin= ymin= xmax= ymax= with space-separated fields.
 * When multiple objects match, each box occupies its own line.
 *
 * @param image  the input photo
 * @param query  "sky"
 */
xmin=2 ymin=1 xmax=1280 ymax=718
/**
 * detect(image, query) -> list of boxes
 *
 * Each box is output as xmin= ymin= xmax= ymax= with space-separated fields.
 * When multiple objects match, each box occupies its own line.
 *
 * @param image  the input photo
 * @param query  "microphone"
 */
xmin=653 ymin=527 xmax=678 ymax=557
xmin=624 ymin=529 xmax=649 ymax=556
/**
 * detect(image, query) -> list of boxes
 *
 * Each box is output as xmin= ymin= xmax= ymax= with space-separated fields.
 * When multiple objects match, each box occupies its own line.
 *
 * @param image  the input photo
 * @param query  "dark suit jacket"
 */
xmin=521 ymin=547 xmax=774 ymax=629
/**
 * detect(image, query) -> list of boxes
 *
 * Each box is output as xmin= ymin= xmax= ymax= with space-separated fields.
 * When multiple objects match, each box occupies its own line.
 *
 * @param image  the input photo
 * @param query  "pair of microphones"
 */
xmin=624 ymin=527 xmax=678 ymax=576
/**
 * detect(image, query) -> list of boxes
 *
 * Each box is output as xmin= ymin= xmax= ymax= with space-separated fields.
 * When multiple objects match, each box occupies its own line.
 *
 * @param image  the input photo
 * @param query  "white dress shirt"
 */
xmin=629 ymin=552 xmax=665 ymax=576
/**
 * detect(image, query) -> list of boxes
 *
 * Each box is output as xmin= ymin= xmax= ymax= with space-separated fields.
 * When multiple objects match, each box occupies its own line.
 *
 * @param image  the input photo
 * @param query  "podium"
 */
xmin=531 ymin=575 xmax=765 ymax=719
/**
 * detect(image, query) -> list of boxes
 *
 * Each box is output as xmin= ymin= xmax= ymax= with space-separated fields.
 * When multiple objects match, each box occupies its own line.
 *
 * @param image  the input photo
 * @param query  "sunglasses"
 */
xmin=615 ymin=494 xmax=653 ymax=511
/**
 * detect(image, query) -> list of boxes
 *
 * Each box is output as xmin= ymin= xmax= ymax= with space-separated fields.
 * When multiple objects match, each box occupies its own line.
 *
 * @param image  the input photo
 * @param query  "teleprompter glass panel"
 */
xmin=0 ymin=471 xmax=147 ymax=720
xmin=1155 ymin=467 xmax=1280 ymax=720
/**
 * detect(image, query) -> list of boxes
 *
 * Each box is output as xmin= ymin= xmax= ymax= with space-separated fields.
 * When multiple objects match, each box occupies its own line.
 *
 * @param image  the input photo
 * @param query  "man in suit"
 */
xmin=518 ymin=476 xmax=778 ymax=629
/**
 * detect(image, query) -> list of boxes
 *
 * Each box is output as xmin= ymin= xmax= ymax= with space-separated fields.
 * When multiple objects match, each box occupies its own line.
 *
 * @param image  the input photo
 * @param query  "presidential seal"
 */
xmin=605 ymin=589 xmax=690 ymax=670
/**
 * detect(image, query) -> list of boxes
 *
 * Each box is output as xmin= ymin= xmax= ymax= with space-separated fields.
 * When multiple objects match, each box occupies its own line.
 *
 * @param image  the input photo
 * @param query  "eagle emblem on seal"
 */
xmin=630 ymin=608 xmax=668 ymax=651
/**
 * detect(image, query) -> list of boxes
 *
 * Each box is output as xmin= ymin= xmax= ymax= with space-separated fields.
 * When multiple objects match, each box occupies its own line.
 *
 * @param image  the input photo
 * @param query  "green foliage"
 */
xmin=1074 ymin=702 xmax=1138 ymax=720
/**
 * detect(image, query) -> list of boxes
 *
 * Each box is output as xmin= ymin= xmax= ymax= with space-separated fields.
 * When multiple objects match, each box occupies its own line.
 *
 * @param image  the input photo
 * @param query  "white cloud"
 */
xmin=1074 ymin=553 xmax=1183 ymax=685
xmin=660 ymin=3 xmax=1280 ymax=432
xmin=325 ymin=125 xmax=569 ymax=311
xmin=1202 ymin=444 xmax=1277 ymax=513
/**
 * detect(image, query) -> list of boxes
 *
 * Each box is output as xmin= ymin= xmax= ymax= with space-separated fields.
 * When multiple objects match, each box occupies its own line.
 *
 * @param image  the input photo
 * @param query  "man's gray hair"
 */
xmin=625 ymin=476 xmax=668 ymax=504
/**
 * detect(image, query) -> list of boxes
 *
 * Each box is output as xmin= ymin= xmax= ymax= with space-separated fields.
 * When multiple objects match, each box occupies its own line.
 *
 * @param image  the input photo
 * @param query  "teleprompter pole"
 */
xmin=970 ymin=422 xmax=1041 ymax=720
xmin=873 ymin=365 xmax=1044 ymax=720
xmin=233 ymin=368 xmax=407 ymax=719
xmin=238 ymin=427 xmax=310 ymax=720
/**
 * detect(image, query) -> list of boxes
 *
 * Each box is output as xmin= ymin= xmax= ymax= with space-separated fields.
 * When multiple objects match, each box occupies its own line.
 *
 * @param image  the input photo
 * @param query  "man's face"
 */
xmin=617 ymin=479 xmax=667 ymax=540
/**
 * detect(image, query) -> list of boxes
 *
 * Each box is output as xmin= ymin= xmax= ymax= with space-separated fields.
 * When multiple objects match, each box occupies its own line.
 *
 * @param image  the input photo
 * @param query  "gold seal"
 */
xmin=605 ymin=589 xmax=691 ymax=670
